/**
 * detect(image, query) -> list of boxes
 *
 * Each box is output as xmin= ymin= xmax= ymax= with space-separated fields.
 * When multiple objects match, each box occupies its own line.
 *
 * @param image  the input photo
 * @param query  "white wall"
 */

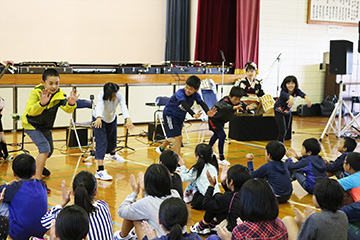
xmin=1 ymin=0 xmax=359 ymax=106
xmin=259 ymin=0 xmax=358 ymax=106
xmin=0 ymin=0 xmax=167 ymax=64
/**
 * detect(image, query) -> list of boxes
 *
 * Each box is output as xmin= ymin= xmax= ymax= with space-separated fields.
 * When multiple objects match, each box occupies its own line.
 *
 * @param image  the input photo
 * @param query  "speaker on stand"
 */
xmin=320 ymin=40 xmax=360 ymax=140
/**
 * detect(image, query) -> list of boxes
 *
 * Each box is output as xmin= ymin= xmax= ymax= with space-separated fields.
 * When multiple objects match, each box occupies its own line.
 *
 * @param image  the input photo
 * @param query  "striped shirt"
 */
xmin=41 ymin=200 xmax=113 ymax=240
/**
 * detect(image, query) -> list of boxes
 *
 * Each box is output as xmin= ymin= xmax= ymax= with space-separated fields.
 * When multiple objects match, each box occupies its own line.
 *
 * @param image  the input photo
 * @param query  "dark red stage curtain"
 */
xmin=235 ymin=0 xmax=260 ymax=74
xmin=194 ymin=0 xmax=236 ymax=63
xmin=194 ymin=0 xmax=259 ymax=73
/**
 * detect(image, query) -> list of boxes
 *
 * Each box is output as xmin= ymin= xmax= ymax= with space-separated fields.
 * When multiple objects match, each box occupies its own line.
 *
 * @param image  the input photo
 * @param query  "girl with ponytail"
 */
xmin=142 ymin=197 xmax=202 ymax=240
xmin=41 ymin=171 xmax=113 ymax=239
xmin=179 ymin=143 xmax=220 ymax=210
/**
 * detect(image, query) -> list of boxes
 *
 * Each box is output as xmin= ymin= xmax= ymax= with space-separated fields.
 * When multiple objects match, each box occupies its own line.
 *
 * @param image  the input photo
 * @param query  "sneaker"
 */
xmin=114 ymin=230 xmax=137 ymax=240
xmin=41 ymin=180 xmax=51 ymax=194
xmin=184 ymin=195 xmax=193 ymax=203
xmin=156 ymin=146 xmax=164 ymax=154
xmin=95 ymin=170 xmax=113 ymax=181
xmin=42 ymin=167 xmax=51 ymax=177
xmin=219 ymin=159 xmax=230 ymax=166
xmin=109 ymin=153 xmax=125 ymax=163
xmin=190 ymin=222 xmax=211 ymax=235
xmin=4 ymin=155 xmax=13 ymax=161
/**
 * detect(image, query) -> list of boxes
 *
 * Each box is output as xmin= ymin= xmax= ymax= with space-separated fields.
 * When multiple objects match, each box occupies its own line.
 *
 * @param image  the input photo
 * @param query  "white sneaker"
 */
xmin=156 ymin=146 xmax=164 ymax=155
xmin=95 ymin=170 xmax=113 ymax=181
xmin=219 ymin=159 xmax=230 ymax=166
xmin=114 ymin=229 xmax=137 ymax=240
xmin=190 ymin=222 xmax=211 ymax=235
xmin=183 ymin=195 xmax=193 ymax=203
xmin=109 ymin=153 xmax=125 ymax=163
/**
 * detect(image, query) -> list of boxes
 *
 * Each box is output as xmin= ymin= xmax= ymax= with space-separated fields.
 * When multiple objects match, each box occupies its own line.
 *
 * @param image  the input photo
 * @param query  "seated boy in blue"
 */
xmin=246 ymin=141 xmax=292 ymax=203
xmin=208 ymin=86 xmax=247 ymax=165
xmin=338 ymin=152 xmax=360 ymax=203
xmin=285 ymin=138 xmax=327 ymax=194
xmin=0 ymin=154 xmax=48 ymax=240
xmin=190 ymin=164 xmax=251 ymax=234
xmin=325 ymin=136 xmax=357 ymax=179
xmin=156 ymin=75 xmax=216 ymax=156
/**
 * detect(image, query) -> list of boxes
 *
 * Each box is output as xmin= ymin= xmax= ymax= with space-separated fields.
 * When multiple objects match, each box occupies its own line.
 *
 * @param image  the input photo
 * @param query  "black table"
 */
xmin=228 ymin=115 xmax=291 ymax=141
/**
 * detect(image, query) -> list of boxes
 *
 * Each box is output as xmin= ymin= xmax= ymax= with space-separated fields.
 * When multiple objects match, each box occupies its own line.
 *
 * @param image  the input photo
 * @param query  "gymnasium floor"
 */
xmin=0 ymin=115 xmax=357 ymax=236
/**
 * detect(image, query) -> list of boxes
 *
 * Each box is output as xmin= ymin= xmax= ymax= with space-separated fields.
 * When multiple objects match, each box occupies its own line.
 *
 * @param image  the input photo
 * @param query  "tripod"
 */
xmin=320 ymin=76 xmax=360 ymax=141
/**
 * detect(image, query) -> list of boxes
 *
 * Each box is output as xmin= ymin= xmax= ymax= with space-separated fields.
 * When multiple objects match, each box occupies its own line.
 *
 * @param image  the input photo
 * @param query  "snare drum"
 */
xmin=260 ymin=94 xmax=275 ymax=112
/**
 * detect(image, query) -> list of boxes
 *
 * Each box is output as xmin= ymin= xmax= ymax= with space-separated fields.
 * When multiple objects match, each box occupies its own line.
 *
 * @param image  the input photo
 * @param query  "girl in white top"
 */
xmin=116 ymin=164 xmax=180 ymax=240
xmin=41 ymin=171 xmax=114 ymax=240
xmin=179 ymin=143 xmax=220 ymax=210
xmin=93 ymin=82 xmax=135 ymax=181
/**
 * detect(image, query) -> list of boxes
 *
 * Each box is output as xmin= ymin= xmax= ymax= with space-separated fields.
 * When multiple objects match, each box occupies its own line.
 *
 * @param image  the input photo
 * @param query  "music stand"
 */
xmin=320 ymin=76 xmax=360 ymax=141
xmin=116 ymin=113 xmax=135 ymax=152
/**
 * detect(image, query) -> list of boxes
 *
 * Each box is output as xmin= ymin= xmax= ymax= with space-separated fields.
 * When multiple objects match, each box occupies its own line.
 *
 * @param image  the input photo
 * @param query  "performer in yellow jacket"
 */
xmin=22 ymin=68 xmax=78 ymax=192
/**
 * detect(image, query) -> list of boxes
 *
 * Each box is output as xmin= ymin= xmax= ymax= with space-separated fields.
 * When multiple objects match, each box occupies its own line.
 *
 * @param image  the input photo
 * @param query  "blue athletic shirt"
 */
xmin=163 ymin=88 xmax=203 ymax=120
xmin=0 ymin=179 xmax=47 ymax=240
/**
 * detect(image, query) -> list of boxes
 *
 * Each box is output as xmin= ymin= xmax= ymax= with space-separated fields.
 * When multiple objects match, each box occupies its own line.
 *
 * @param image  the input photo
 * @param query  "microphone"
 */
xmin=220 ymin=50 xmax=226 ymax=62
xmin=276 ymin=53 xmax=282 ymax=60
xmin=90 ymin=94 xmax=94 ymax=101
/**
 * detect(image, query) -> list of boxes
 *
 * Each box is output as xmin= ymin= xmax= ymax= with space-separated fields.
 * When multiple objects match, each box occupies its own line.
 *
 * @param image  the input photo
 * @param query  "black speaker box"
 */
xmin=148 ymin=123 xmax=165 ymax=141
xmin=330 ymin=40 xmax=353 ymax=75
xmin=66 ymin=128 xmax=88 ymax=147
xmin=296 ymin=103 xmax=321 ymax=117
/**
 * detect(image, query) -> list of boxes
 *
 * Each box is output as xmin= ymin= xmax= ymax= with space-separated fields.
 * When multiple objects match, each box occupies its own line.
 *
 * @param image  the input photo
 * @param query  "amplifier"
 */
xmin=120 ymin=67 xmax=161 ymax=74
xmin=163 ymin=67 xmax=205 ymax=74
xmin=66 ymin=128 xmax=88 ymax=148
xmin=296 ymin=104 xmax=321 ymax=117
xmin=205 ymin=67 xmax=234 ymax=74
xmin=148 ymin=123 xmax=165 ymax=141
xmin=19 ymin=66 xmax=73 ymax=74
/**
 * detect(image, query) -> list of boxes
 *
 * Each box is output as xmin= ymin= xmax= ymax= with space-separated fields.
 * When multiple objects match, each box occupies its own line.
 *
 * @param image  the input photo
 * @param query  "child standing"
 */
xmin=116 ymin=164 xmax=180 ymax=240
xmin=208 ymin=86 xmax=247 ymax=165
xmin=213 ymin=179 xmax=288 ymax=240
xmin=156 ymin=75 xmax=216 ymax=156
xmin=22 ymin=68 xmax=79 ymax=188
xmin=325 ymin=137 xmax=357 ymax=179
xmin=282 ymin=178 xmax=348 ymax=240
xmin=338 ymin=152 xmax=360 ymax=202
xmin=190 ymin=164 xmax=251 ymax=235
xmin=246 ymin=141 xmax=293 ymax=203
xmin=285 ymin=138 xmax=327 ymax=194
xmin=41 ymin=171 xmax=114 ymax=240
xmin=93 ymin=82 xmax=135 ymax=181
xmin=274 ymin=75 xmax=311 ymax=142
xmin=0 ymin=97 xmax=12 ymax=160
xmin=179 ymin=143 xmax=220 ymax=210
xmin=159 ymin=149 xmax=183 ymax=198
xmin=142 ymin=197 xmax=202 ymax=240
xmin=0 ymin=154 xmax=47 ymax=239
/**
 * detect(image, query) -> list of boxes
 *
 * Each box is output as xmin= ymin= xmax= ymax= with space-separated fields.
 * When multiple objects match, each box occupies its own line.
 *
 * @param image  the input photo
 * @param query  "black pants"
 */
xmin=203 ymin=193 xmax=227 ymax=224
xmin=274 ymin=111 xmax=292 ymax=143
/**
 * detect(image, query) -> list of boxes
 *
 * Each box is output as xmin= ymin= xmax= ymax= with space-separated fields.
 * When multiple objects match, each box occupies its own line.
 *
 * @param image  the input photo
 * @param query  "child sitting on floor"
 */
xmin=338 ymin=152 xmax=360 ymax=204
xmin=285 ymin=138 xmax=327 ymax=194
xmin=282 ymin=178 xmax=348 ymax=240
xmin=159 ymin=149 xmax=183 ymax=198
xmin=246 ymin=140 xmax=292 ymax=203
xmin=142 ymin=197 xmax=202 ymax=240
xmin=190 ymin=164 xmax=251 ymax=234
xmin=179 ymin=143 xmax=220 ymax=210
xmin=325 ymin=136 xmax=357 ymax=179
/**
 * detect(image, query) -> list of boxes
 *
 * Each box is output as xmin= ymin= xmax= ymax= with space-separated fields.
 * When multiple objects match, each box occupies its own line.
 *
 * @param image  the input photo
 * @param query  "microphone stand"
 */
xmin=220 ymin=50 xmax=226 ymax=98
xmin=276 ymin=53 xmax=281 ymax=97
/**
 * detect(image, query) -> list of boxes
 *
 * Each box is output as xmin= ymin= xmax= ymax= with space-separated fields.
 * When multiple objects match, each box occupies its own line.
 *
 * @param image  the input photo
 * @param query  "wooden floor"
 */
xmin=1 ymin=115 xmax=358 ymax=236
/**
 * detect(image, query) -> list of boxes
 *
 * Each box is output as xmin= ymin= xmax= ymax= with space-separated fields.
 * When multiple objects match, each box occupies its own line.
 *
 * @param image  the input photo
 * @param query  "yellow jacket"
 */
xmin=22 ymin=84 xmax=76 ymax=130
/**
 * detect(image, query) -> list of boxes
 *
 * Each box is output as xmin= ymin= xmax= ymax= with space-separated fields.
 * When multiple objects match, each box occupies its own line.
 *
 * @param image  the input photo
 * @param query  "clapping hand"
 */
xmin=206 ymin=170 xmax=217 ymax=187
xmin=67 ymin=88 xmax=79 ymax=106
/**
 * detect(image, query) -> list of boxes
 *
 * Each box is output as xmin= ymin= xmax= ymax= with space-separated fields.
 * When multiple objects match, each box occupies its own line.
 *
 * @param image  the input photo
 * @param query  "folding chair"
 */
xmin=199 ymin=79 xmax=218 ymax=121
xmin=67 ymin=97 xmax=95 ymax=161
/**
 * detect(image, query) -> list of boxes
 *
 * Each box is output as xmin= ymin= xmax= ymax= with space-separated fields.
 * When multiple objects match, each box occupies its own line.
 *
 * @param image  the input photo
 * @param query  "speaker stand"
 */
xmin=320 ymin=76 xmax=360 ymax=141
